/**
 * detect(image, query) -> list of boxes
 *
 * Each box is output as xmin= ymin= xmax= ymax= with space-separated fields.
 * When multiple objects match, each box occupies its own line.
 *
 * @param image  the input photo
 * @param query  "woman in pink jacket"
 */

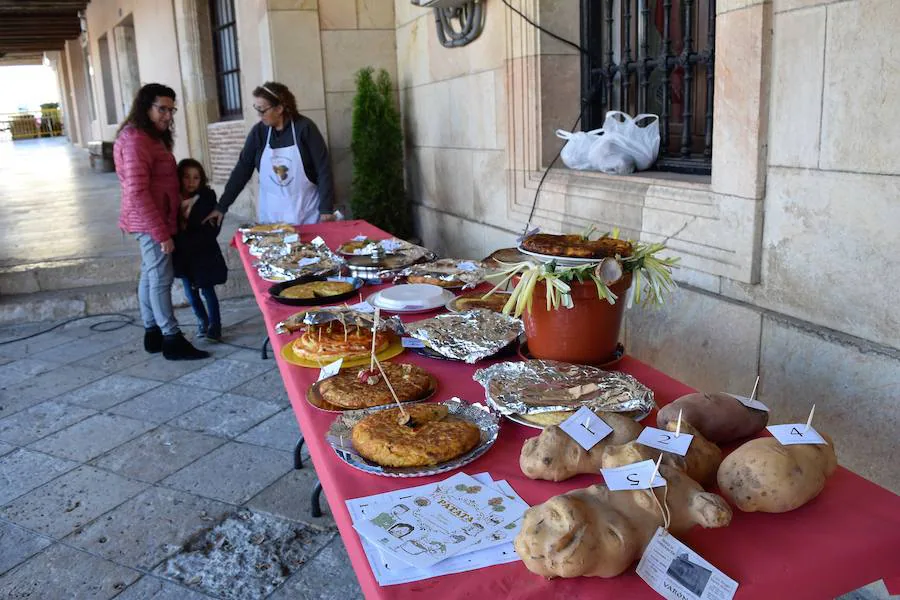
xmin=115 ymin=83 xmax=207 ymax=360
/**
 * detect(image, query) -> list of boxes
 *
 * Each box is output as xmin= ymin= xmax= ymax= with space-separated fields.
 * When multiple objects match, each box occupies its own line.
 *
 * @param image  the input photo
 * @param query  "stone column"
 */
xmin=172 ymin=0 xmax=219 ymax=166
xmin=113 ymin=24 xmax=141 ymax=118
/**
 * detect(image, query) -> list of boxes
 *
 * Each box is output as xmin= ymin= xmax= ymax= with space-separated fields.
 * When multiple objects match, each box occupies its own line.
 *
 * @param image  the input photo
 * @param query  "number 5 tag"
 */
xmin=601 ymin=459 xmax=667 ymax=491
xmin=637 ymin=426 xmax=694 ymax=456
xmin=558 ymin=406 xmax=614 ymax=451
xmin=766 ymin=424 xmax=828 ymax=446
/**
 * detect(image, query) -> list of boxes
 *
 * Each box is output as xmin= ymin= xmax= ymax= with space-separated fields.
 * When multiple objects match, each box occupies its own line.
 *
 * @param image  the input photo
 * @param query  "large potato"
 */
xmin=716 ymin=435 xmax=837 ymax=513
xmin=657 ymin=392 xmax=768 ymax=444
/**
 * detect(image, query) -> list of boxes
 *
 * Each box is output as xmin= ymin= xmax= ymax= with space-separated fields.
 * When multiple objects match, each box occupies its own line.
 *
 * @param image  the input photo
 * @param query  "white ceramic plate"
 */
xmin=367 ymin=284 xmax=455 ymax=314
xmin=366 ymin=290 xmax=454 ymax=314
xmin=516 ymin=244 xmax=603 ymax=267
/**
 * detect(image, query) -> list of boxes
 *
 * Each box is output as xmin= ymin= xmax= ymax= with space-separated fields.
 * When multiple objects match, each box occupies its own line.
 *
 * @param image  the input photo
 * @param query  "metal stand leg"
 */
xmin=261 ymin=335 xmax=271 ymax=360
xmin=293 ymin=436 xmax=305 ymax=469
xmin=310 ymin=481 xmax=323 ymax=518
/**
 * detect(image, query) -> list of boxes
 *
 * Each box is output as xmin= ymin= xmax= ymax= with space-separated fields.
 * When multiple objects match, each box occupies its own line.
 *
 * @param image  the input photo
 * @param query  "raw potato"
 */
xmin=600 ymin=421 xmax=722 ymax=488
xmin=514 ymin=464 xmax=732 ymax=578
xmin=717 ymin=435 xmax=837 ymax=513
xmin=657 ymin=392 xmax=769 ymax=444
xmin=519 ymin=412 xmax=642 ymax=481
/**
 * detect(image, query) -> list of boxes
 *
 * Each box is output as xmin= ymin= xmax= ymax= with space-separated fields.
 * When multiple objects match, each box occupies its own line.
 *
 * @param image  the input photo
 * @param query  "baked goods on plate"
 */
xmin=278 ymin=280 xmax=354 ymax=299
xmin=309 ymin=362 xmax=435 ymax=411
xmin=446 ymin=291 xmax=511 ymax=313
xmin=240 ymin=222 xmax=295 ymax=234
xmin=519 ymin=233 xmax=633 ymax=259
xmin=326 ymin=399 xmax=499 ymax=477
xmin=351 ymin=404 xmax=481 ymax=467
xmin=292 ymin=321 xmax=390 ymax=363
xmin=268 ymin=276 xmax=363 ymax=306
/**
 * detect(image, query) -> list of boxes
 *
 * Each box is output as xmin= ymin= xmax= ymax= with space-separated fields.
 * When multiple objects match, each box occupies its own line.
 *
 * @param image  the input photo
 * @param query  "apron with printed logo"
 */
xmin=257 ymin=121 xmax=320 ymax=225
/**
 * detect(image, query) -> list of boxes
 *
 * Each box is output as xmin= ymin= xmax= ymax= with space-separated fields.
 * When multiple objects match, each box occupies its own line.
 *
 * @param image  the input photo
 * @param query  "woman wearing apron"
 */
xmin=205 ymin=81 xmax=335 ymax=226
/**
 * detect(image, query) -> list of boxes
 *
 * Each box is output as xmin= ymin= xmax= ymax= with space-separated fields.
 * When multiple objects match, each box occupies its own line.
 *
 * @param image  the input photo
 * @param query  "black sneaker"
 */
xmin=162 ymin=333 xmax=210 ymax=361
xmin=206 ymin=323 xmax=222 ymax=342
xmin=144 ymin=326 xmax=163 ymax=354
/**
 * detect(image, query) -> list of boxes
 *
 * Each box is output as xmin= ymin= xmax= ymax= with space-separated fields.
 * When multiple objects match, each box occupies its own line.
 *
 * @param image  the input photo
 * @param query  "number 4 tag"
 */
xmin=558 ymin=406 xmax=614 ymax=451
xmin=766 ymin=424 xmax=828 ymax=446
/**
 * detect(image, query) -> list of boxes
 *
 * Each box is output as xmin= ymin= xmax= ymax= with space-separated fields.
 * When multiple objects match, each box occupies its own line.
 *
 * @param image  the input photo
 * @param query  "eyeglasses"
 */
xmin=153 ymin=104 xmax=178 ymax=115
xmin=253 ymin=105 xmax=275 ymax=116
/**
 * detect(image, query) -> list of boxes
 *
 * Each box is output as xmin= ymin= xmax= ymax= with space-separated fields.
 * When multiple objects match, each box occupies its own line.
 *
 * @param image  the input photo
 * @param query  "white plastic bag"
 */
xmin=597 ymin=111 xmax=660 ymax=171
xmin=556 ymin=111 xmax=660 ymax=175
xmin=556 ymin=128 xmax=603 ymax=170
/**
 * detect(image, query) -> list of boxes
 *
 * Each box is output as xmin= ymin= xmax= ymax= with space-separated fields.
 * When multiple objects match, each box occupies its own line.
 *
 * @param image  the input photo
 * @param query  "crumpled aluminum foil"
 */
xmin=404 ymin=309 xmax=524 ymax=363
xmin=382 ymin=258 xmax=489 ymax=290
xmin=275 ymin=307 xmax=404 ymax=335
xmin=256 ymin=257 xmax=342 ymax=281
xmin=473 ymin=359 xmax=655 ymax=417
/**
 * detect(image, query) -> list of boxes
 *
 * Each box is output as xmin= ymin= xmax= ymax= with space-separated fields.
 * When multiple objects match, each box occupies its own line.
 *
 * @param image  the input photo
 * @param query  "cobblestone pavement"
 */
xmin=0 ymin=298 xmax=363 ymax=600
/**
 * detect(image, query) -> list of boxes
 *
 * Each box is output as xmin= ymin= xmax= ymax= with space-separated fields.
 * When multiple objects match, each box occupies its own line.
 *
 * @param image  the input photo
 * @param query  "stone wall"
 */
xmin=394 ymin=0 xmax=900 ymax=492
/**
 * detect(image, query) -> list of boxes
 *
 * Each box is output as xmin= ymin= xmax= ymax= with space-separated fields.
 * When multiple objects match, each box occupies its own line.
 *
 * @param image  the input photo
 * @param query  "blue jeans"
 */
xmin=135 ymin=233 xmax=179 ymax=336
xmin=181 ymin=279 xmax=221 ymax=331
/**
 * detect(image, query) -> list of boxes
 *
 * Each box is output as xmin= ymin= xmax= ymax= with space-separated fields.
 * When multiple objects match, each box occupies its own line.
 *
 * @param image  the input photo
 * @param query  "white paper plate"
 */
xmin=516 ymin=244 xmax=603 ymax=267
xmin=367 ymin=285 xmax=455 ymax=314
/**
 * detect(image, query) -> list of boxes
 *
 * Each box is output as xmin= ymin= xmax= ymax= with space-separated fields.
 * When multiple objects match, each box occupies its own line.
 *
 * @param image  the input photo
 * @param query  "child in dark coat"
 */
xmin=173 ymin=159 xmax=228 ymax=341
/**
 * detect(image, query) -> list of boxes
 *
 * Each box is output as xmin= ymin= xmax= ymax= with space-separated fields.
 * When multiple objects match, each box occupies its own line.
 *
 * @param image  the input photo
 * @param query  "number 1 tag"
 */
xmin=766 ymin=424 xmax=828 ymax=446
xmin=601 ymin=459 xmax=667 ymax=491
xmin=283 ymin=233 xmax=299 ymax=243
xmin=725 ymin=393 xmax=769 ymax=412
xmin=558 ymin=406 xmax=613 ymax=451
xmin=318 ymin=358 xmax=343 ymax=381
xmin=637 ymin=426 xmax=694 ymax=456
xmin=310 ymin=236 xmax=326 ymax=247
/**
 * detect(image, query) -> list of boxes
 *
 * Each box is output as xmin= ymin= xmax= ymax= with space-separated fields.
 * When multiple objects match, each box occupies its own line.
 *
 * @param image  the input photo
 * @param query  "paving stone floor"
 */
xmin=0 ymin=298 xmax=893 ymax=600
xmin=0 ymin=297 xmax=363 ymax=600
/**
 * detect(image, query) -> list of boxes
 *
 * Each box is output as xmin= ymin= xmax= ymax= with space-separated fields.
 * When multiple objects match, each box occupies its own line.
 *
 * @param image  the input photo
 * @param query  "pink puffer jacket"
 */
xmin=115 ymin=125 xmax=180 ymax=243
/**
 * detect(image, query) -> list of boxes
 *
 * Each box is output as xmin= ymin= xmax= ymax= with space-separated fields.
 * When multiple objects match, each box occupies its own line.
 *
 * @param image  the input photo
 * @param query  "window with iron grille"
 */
xmin=210 ymin=0 xmax=242 ymax=120
xmin=580 ymin=0 xmax=716 ymax=175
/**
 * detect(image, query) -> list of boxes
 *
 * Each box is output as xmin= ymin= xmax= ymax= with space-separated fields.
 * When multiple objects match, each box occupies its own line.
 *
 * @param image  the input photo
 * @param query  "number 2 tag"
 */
xmin=766 ymin=424 xmax=828 ymax=446
xmin=637 ymin=426 xmax=694 ymax=456
xmin=558 ymin=406 xmax=613 ymax=451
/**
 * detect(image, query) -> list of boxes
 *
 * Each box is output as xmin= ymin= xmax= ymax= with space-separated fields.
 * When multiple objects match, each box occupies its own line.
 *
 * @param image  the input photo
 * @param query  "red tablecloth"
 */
xmin=234 ymin=220 xmax=900 ymax=600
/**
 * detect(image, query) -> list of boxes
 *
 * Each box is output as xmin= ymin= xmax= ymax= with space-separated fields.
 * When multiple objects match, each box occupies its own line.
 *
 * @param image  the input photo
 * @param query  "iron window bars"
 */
xmin=580 ymin=0 xmax=716 ymax=175
xmin=210 ymin=0 xmax=242 ymax=120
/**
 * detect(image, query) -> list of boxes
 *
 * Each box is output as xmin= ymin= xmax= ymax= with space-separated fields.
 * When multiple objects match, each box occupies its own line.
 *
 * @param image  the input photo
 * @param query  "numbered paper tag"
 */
xmin=558 ymin=406 xmax=614 ymax=451
xmin=380 ymin=239 xmax=403 ymax=252
xmin=310 ymin=236 xmax=326 ymax=247
xmin=725 ymin=393 xmax=770 ymax=412
xmin=601 ymin=459 xmax=667 ymax=491
xmin=352 ymin=234 xmax=369 ymax=241
xmin=347 ymin=301 xmax=375 ymax=313
xmin=637 ymin=426 xmax=694 ymax=456
xmin=298 ymin=256 xmax=321 ymax=267
xmin=401 ymin=337 xmax=426 ymax=349
xmin=636 ymin=527 xmax=738 ymax=600
xmin=516 ymin=226 xmax=540 ymax=243
xmin=766 ymin=424 xmax=828 ymax=446
xmin=283 ymin=233 xmax=299 ymax=243
xmin=456 ymin=261 xmax=479 ymax=272
xmin=317 ymin=358 xmax=343 ymax=381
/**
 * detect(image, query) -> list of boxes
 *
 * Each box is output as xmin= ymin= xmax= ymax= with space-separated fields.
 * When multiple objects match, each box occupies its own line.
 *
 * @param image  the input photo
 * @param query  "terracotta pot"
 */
xmin=523 ymin=273 xmax=632 ymax=365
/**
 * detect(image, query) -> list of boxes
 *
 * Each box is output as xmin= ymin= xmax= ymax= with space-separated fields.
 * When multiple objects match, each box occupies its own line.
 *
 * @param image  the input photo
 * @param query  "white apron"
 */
xmin=258 ymin=121 xmax=320 ymax=225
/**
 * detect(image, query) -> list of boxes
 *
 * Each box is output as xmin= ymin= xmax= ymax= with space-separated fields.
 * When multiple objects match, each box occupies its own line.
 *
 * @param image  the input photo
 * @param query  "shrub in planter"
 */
xmin=350 ymin=67 xmax=412 ymax=239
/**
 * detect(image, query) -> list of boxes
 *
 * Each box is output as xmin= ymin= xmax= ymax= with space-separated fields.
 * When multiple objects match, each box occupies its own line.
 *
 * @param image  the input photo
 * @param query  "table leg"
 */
xmin=310 ymin=481 xmax=323 ymax=518
xmin=261 ymin=336 xmax=271 ymax=360
xmin=293 ymin=436 xmax=305 ymax=469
